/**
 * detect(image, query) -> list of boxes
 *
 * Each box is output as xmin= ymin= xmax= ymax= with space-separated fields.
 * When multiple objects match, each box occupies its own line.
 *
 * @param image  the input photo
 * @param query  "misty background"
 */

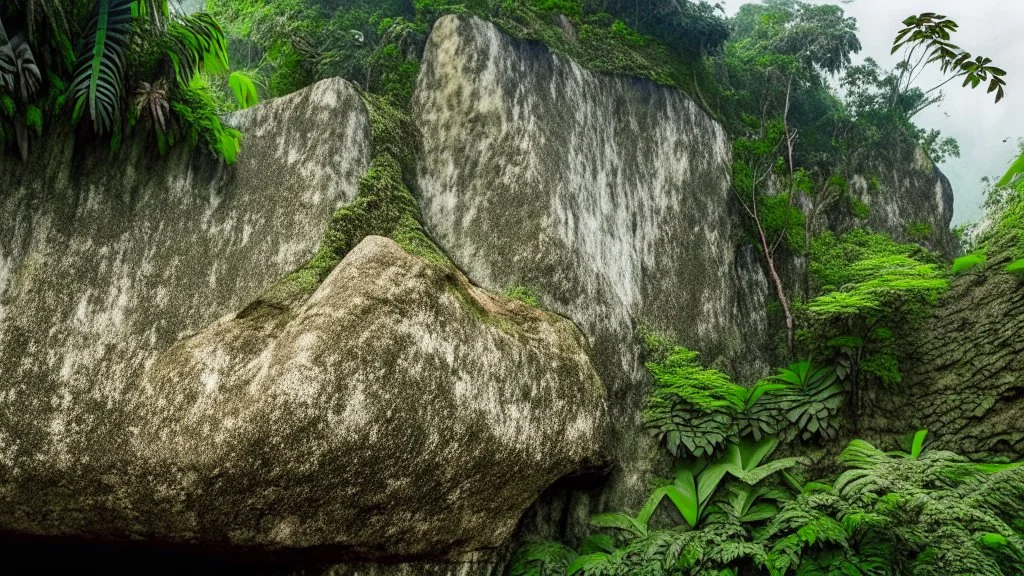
xmin=718 ymin=0 xmax=1022 ymax=225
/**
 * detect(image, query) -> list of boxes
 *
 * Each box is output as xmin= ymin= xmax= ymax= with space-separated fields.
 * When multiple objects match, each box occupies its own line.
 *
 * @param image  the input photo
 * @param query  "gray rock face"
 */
xmin=413 ymin=15 xmax=772 ymax=512
xmin=0 ymin=79 xmax=370 ymax=531
xmin=0 ymin=76 xmax=608 ymax=563
xmin=837 ymin=146 xmax=958 ymax=257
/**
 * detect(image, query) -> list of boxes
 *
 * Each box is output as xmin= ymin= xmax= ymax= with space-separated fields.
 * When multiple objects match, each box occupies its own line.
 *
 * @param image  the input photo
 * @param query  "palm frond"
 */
xmin=165 ymin=12 xmax=229 ymax=87
xmin=228 ymin=69 xmax=259 ymax=109
xmin=8 ymin=34 xmax=41 ymax=102
xmin=0 ymin=17 xmax=16 ymax=91
xmin=72 ymin=0 xmax=136 ymax=134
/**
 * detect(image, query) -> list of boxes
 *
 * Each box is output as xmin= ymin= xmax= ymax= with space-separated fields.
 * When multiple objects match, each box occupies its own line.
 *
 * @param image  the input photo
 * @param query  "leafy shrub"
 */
xmin=171 ymin=75 xmax=242 ymax=164
xmin=757 ymin=193 xmax=806 ymax=253
xmin=644 ymin=338 xmax=846 ymax=459
xmin=514 ymin=431 xmax=1024 ymax=576
xmin=952 ymin=251 xmax=987 ymax=274
xmin=906 ymin=221 xmax=934 ymax=242
xmin=849 ymin=197 xmax=870 ymax=220
xmin=644 ymin=346 xmax=746 ymax=458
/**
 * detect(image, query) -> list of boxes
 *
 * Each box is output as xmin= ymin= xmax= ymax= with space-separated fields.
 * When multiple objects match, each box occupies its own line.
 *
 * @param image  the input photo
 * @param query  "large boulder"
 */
xmin=0 ymin=76 xmax=609 ymax=564
xmin=131 ymin=235 xmax=608 ymax=556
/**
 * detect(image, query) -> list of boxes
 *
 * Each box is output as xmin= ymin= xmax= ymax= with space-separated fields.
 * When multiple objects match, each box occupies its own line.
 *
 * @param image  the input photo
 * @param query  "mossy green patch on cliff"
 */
xmin=466 ymin=5 xmax=710 ymax=99
xmin=239 ymin=93 xmax=446 ymax=319
xmin=504 ymin=285 xmax=542 ymax=308
xmin=849 ymin=197 xmax=871 ymax=220
xmin=906 ymin=221 xmax=935 ymax=242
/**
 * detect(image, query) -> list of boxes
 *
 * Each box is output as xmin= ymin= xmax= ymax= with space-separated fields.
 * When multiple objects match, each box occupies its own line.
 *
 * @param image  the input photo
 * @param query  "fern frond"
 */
xmin=511 ymin=541 xmax=577 ymax=576
xmin=591 ymin=512 xmax=647 ymax=540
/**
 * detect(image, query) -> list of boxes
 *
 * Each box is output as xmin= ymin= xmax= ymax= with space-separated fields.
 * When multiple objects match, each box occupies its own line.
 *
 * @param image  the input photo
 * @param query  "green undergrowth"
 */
xmin=514 ymin=338 xmax=1024 ymax=576
xmin=471 ymin=4 xmax=708 ymax=97
xmin=967 ymin=150 xmax=1024 ymax=275
xmin=238 ymin=93 xmax=446 ymax=319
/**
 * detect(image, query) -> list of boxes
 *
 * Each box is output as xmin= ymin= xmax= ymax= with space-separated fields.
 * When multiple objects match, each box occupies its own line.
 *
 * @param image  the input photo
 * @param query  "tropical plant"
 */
xmin=743 ymin=359 xmax=845 ymax=443
xmin=891 ymin=13 xmax=1007 ymax=107
xmin=800 ymin=230 xmax=949 ymax=424
xmin=71 ymin=0 xmax=137 ymax=135
xmin=1 ymin=0 xmax=242 ymax=161
xmin=644 ymin=345 xmax=748 ymax=458
xmin=227 ymin=69 xmax=259 ymax=109
xmin=645 ymin=340 xmax=848 ymax=457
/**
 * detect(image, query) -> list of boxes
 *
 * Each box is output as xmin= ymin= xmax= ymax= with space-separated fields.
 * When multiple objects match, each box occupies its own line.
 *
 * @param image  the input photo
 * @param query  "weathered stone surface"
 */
xmin=413 ymin=14 xmax=771 ymax=515
xmin=861 ymin=245 xmax=1024 ymax=458
xmin=0 ymin=76 xmax=609 ymax=565
xmin=834 ymin=146 xmax=958 ymax=257
xmin=131 ymin=235 xmax=607 ymax=556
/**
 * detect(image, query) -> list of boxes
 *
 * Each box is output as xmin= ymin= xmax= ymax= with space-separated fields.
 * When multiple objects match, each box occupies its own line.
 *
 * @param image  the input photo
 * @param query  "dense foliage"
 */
xmin=514 ymin=344 xmax=1024 ymax=576
xmin=0 ymin=0 xmax=251 ymax=162
xmin=206 ymin=0 xmax=733 ymax=107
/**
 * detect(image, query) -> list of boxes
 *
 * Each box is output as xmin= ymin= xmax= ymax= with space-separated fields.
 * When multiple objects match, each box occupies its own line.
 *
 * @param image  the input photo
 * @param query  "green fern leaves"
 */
xmin=645 ymin=345 xmax=846 ymax=458
xmin=72 ymin=0 xmax=135 ymax=134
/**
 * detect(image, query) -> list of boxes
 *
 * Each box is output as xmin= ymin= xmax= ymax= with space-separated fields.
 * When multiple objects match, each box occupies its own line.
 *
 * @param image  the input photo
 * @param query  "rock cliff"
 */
xmin=0 ymin=10 xmax=993 ymax=576
xmin=0 ymin=77 xmax=608 ymax=570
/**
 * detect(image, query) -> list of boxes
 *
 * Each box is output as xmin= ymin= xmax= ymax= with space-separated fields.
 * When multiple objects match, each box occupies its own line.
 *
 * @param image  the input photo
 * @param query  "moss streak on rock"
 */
xmin=240 ymin=94 xmax=447 ymax=319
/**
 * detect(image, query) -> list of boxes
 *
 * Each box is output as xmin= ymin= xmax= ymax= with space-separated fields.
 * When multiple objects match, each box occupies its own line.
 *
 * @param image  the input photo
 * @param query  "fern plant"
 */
xmin=644 ymin=346 xmax=748 ymax=459
xmin=743 ymin=360 xmax=846 ymax=443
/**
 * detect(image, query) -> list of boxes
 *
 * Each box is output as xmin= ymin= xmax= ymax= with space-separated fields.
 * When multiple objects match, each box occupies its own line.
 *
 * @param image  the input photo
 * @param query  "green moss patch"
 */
xmin=238 ymin=93 xmax=447 ymax=320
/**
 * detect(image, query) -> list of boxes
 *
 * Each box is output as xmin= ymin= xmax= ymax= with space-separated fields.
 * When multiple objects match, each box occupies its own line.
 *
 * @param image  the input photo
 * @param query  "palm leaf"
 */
xmin=9 ymin=34 xmax=41 ymax=102
xmin=228 ymin=70 xmax=259 ymax=109
xmin=0 ymin=17 xmax=16 ymax=90
xmin=166 ymin=12 xmax=229 ymax=88
xmin=72 ymin=0 xmax=136 ymax=134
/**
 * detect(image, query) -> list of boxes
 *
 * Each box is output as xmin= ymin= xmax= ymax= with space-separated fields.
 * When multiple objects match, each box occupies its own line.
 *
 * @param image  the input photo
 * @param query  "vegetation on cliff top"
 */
xmin=0 ymin=1 xmax=262 ymax=162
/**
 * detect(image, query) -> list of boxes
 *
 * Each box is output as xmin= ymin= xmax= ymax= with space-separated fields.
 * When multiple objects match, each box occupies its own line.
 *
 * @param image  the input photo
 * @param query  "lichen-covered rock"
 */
xmin=0 ymin=79 xmax=371 ymax=542
xmin=861 ymin=246 xmax=1024 ymax=458
xmin=412 ymin=14 xmax=771 ymax=515
xmin=0 ymin=76 xmax=608 ymax=563
xmin=130 ymin=235 xmax=607 ymax=556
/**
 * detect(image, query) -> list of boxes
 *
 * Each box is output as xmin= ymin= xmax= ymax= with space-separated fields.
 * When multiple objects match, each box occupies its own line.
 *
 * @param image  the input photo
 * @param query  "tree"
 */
xmin=891 ymin=12 xmax=1007 ymax=108
xmin=1 ymin=1 xmax=239 ymax=162
xmin=599 ymin=0 xmax=730 ymax=56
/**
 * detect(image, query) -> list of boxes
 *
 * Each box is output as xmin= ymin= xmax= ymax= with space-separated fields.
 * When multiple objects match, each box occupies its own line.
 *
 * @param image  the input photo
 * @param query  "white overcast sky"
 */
xmin=719 ymin=0 xmax=1024 ymax=224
